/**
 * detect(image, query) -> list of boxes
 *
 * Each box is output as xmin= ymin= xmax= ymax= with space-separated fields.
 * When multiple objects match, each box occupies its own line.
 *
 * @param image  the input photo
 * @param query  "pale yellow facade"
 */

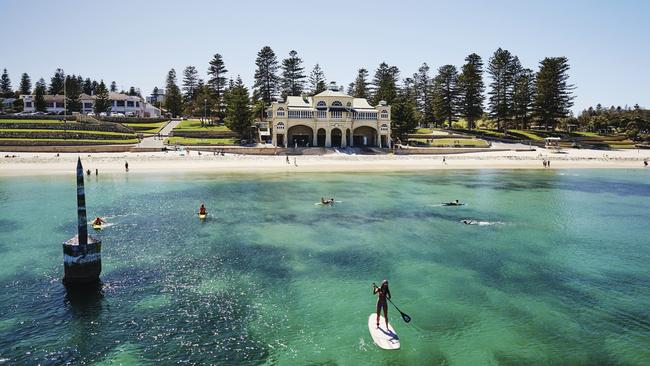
xmin=269 ymin=87 xmax=391 ymax=148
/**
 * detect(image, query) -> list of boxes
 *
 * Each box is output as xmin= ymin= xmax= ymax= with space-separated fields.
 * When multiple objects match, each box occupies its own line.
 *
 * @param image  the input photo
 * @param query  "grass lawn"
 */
xmin=165 ymin=137 xmax=238 ymax=146
xmin=410 ymin=138 xmax=489 ymax=148
xmin=0 ymin=138 xmax=139 ymax=144
xmin=123 ymin=121 xmax=168 ymax=134
xmin=507 ymin=129 xmax=545 ymax=141
xmin=0 ymin=129 xmax=136 ymax=137
xmin=173 ymin=119 xmax=232 ymax=132
xmin=0 ymin=119 xmax=65 ymax=124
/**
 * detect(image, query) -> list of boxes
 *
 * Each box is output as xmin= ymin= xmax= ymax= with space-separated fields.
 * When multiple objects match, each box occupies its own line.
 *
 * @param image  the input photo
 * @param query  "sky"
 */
xmin=1 ymin=0 xmax=648 ymax=113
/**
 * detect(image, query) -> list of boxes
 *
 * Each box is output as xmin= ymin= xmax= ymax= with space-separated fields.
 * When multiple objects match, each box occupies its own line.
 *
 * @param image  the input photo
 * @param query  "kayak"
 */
xmin=368 ymin=313 xmax=400 ymax=350
xmin=92 ymin=224 xmax=102 ymax=230
xmin=198 ymin=212 xmax=207 ymax=220
xmin=442 ymin=202 xmax=465 ymax=206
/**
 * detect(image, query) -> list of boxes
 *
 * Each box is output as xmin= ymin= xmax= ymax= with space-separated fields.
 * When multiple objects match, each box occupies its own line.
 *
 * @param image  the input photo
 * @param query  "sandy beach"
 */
xmin=1 ymin=144 xmax=648 ymax=176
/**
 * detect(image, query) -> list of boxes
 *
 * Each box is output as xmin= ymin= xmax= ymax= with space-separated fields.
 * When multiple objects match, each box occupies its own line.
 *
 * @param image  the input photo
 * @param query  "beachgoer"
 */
xmin=125 ymin=161 xmax=129 ymax=172
xmin=95 ymin=169 xmax=98 ymax=175
xmin=286 ymin=156 xmax=290 ymax=164
xmin=443 ymin=156 xmax=447 ymax=164
xmin=86 ymin=169 xmax=91 ymax=175
xmin=372 ymin=280 xmax=391 ymax=329
xmin=199 ymin=203 xmax=207 ymax=215
xmin=644 ymin=159 xmax=648 ymax=167
xmin=543 ymin=160 xmax=547 ymax=168
xmin=547 ymin=160 xmax=551 ymax=168
xmin=294 ymin=157 xmax=297 ymax=166
xmin=455 ymin=199 xmax=459 ymax=205
xmin=92 ymin=217 xmax=105 ymax=225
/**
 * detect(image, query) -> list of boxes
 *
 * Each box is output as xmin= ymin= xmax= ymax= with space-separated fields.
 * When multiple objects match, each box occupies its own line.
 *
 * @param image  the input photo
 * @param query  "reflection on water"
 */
xmin=0 ymin=170 xmax=648 ymax=365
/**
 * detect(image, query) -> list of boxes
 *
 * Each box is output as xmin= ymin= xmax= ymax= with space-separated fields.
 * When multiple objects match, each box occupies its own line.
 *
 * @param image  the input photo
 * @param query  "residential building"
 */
xmin=268 ymin=82 xmax=391 ymax=148
xmin=22 ymin=92 xmax=147 ymax=116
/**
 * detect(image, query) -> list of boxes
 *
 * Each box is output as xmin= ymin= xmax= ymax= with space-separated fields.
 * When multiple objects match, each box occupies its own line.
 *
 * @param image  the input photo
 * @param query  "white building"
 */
xmin=22 ymin=92 xmax=148 ymax=116
xmin=268 ymin=83 xmax=391 ymax=148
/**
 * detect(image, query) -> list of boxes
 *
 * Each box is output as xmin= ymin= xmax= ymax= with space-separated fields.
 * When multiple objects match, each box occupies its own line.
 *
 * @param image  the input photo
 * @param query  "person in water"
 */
xmin=92 ymin=217 xmax=105 ymax=226
xmin=199 ymin=203 xmax=207 ymax=215
xmin=372 ymin=280 xmax=391 ymax=329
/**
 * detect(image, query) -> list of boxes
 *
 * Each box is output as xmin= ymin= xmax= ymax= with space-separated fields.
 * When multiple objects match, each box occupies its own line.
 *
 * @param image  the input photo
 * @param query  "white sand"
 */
xmin=0 ymin=146 xmax=648 ymax=176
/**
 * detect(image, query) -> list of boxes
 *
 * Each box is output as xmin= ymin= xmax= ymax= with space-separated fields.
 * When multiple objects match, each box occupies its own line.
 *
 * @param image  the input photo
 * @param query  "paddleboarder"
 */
xmin=372 ymin=280 xmax=391 ymax=329
xmin=199 ymin=203 xmax=207 ymax=216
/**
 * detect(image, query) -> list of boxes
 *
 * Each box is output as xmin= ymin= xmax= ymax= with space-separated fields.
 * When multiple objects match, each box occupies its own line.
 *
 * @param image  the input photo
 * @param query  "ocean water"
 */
xmin=0 ymin=169 xmax=649 ymax=365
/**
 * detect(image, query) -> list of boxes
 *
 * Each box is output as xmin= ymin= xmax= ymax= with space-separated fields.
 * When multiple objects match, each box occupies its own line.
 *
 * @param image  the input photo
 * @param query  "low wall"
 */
xmin=100 ymin=117 xmax=168 ymax=123
xmin=0 ymin=144 xmax=136 ymax=153
xmin=0 ymin=115 xmax=76 ymax=121
xmin=184 ymin=146 xmax=287 ymax=155
xmin=395 ymin=147 xmax=512 ymax=155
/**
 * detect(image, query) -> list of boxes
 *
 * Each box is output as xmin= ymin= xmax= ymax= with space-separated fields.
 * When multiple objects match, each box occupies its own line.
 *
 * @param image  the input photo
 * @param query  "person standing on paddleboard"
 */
xmin=373 ymin=280 xmax=391 ymax=328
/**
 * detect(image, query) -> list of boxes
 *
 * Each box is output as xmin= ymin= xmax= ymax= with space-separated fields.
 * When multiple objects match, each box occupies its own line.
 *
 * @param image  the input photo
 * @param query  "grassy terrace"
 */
xmin=122 ymin=121 xmax=168 ymax=134
xmin=0 ymin=119 xmax=66 ymax=124
xmin=173 ymin=119 xmax=232 ymax=132
xmin=0 ymin=129 xmax=135 ymax=137
xmin=165 ymin=137 xmax=238 ymax=146
xmin=0 ymin=138 xmax=139 ymax=144
xmin=409 ymin=138 xmax=490 ymax=148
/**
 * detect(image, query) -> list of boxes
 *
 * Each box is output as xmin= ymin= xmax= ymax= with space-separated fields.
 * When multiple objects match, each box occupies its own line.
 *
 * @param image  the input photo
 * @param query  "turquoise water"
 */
xmin=0 ymin=169 xmax=649 ymax=365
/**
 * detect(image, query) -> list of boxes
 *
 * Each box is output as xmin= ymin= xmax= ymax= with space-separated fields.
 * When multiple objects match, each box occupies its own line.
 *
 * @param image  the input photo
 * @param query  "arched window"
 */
xmin=316 ymin=101 xmax=326 ymax=107
xmin=331 ymin=101 xmax=342 ymax=107
xmin=276 ymin=107 xmax=285 ymax=117
xmin=380 ymin=109 xmax=388 ymax=119
xmin=276 ymin=122 xmax=285 ymax=130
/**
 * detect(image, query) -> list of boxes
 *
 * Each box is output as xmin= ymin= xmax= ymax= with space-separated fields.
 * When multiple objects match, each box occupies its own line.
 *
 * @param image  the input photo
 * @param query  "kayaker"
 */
xmin=199 ymin=203 xmax=207 ymax=215
xmin=372 ymin=280 xmax=391 ymax=329
xmin=92 ymin=217 xmax=105 ymax=226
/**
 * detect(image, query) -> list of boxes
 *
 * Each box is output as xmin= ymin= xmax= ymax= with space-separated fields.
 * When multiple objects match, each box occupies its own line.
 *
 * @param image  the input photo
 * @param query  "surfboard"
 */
xmin=198 ymin=213 xmax=207 ymax=220
xmin=368 ymin=313 xmax=400 ymax=350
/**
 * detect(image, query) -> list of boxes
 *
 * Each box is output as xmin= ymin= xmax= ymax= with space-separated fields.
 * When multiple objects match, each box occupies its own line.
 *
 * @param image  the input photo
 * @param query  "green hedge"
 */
xmin=100 ymin=117 xmax=168 ymax=123
xmin=0 ymin=115 xmax=76 ymax=121
xmin=0 ymin=138 xmax=138 ymax=146
xmin=0 ymin=122 xmax=132 ymax=133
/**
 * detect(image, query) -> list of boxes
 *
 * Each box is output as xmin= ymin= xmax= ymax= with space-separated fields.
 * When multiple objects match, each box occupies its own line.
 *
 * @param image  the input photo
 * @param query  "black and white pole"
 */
xmin=62 ymin=158 xmax=102 ymax=284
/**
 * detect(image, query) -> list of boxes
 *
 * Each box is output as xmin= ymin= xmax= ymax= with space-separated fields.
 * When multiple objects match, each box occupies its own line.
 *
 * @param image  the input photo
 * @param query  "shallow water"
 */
xmin=0 ymin=169 xmax=649 ymax=365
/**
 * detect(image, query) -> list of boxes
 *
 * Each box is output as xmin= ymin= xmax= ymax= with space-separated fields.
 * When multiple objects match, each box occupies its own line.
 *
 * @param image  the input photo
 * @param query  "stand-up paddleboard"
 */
xmin=368 ymin=313 xmax=400 ymax=350
xmin=92 ymin=224 xmax=102 ymax=230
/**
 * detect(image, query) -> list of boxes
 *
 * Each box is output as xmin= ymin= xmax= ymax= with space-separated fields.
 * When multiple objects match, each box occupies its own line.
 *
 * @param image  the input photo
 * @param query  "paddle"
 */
xmin=387 ymin=297 xmax=412 ymax=323
xmin=374 ymin=284 xmax=412 ymax=323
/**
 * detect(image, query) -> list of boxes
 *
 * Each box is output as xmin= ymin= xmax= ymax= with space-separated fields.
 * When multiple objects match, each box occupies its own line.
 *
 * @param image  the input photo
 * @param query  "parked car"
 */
xmin=125 ymin=112 xmax=135 ymax=117
xmin=15 ymin=111 xmax=31 ymax=116
xmin=112 ymin=113 xmax=125 ymax=117
xmin=87 ymin=112 xmax=96 ymax=116
xmin=99 ymin=112 xmax=108 ymax=117
xmin=33 ymin=112 xmax=46 ymax=116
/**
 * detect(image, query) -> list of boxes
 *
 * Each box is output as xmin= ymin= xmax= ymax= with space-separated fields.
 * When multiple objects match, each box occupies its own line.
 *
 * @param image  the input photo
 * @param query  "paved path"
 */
xmin=136 ymin=119 xmax=182 ymax=149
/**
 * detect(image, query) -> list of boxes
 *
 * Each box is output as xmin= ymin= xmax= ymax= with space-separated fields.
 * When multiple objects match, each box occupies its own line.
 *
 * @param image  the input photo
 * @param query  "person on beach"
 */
xmin=543 ymin=160 xmax=547 ymax=168
xmin=442 ymin=156 xmax=447 ymax=164
xmin=199 ymin=203 xmax=207 ymax=215
xmin=547 ymin=160 xmax=551 ymax=168
xmin=86 ymin=169 xmax=91 ymax=176
xmin=372 ymin=280 xmax=391 ymax=329
xmin=125 ymin=161 xmax=129 ymax=172
xmin=294 ymin=157 xmax=298 ymax=166
xmin=95 ymin=169 xmax=98 ymax=175
xmin=644 ymin=159 xmax=648 ymax=167
xmin=286 ymin=156 xmax=290 ymax=164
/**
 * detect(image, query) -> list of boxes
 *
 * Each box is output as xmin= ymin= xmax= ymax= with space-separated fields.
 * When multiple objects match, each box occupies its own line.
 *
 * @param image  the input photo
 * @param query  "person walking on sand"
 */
xmin=644 ymin=159 xmax=648 ymax=167
xmin=372 ymin=280 xmax=391 ymax=329
xmin=547 ymin=160 xmax=551 ymax=168
xmin=294 ymin=157 xmax=298 ymax=167
xmin=442 ymin=156 xmax=447 ymax=164
xmin=95 ymin=168 xmax=98 ymax=176
xmin=286 ymin=155 xmax=290 ymax=164
xmin=125 ymin=161 xmax=129 ymax=172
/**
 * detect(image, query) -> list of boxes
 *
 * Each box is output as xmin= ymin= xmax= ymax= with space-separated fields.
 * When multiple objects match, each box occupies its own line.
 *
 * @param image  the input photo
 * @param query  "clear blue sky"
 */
xmin=1 ymin=0 xmax=648 ymax=112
